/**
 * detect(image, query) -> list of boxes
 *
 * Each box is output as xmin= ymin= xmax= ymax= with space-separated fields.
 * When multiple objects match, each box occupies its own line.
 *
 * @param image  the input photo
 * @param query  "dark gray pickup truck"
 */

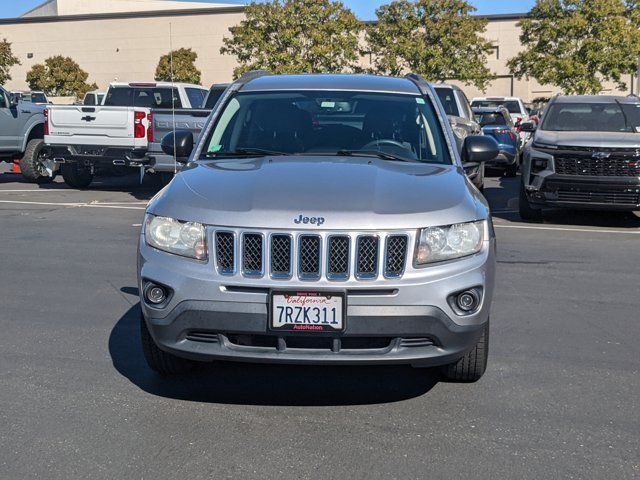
xmin=0 ymin=85 xmax=49 ymax=182
xmin=146 ymin=84 xmax=228 ymax=175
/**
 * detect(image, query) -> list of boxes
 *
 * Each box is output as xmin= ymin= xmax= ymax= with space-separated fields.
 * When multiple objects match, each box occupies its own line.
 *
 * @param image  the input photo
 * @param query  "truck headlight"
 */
xmin=145 ymin=214 xmax=207 ymax=260
xmin=415 ymin=221 xmax=485 ymax=265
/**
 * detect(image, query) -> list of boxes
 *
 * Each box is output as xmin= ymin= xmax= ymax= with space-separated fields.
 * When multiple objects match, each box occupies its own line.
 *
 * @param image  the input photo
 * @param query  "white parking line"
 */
xmin=0 ymin=200 xmax=146 ymax=210
xmin=494 ymin=224 xmax=640 ymax=235
xmin=0 ymin=189 xmax=72 ymax=193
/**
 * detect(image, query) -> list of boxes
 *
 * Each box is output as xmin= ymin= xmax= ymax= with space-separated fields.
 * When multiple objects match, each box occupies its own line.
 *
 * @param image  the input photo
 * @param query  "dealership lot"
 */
xmin=0 ymin=166 xmax=638 ymax=479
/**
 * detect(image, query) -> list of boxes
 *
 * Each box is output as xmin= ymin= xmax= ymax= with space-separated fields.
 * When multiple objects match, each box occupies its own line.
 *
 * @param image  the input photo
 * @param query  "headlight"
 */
xmin=415 ymin=221 xmax=485 ymax=265
xmin=145 ymin=214 xmax=207 ymax=260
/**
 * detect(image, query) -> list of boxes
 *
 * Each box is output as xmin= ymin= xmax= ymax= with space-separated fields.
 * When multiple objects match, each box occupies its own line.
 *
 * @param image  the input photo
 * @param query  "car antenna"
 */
xmin=170 ymin=22 xmax=177 ymax=175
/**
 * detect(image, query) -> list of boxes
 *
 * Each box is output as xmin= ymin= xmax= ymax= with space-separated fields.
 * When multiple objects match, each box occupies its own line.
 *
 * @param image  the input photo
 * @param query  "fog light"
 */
xmin=531 ymin=158 xmax=548 ymax=173
xmin=456 ymin=290 xmax=479 ymax=312
xmin=145 ymin=285 xmax=167 ymax=305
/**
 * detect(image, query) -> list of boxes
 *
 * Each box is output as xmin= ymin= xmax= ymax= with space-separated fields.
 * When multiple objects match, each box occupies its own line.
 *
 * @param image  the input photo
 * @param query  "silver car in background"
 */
xmin=138 ymin=73 xmax=499 ymax=383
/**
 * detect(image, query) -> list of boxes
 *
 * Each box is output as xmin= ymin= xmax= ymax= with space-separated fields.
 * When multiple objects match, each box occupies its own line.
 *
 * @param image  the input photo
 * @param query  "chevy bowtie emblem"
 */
xmin=592 ymin=152 xmax=611 ymax=159
xmin=81 ymin=115 xmax=96 ymax=122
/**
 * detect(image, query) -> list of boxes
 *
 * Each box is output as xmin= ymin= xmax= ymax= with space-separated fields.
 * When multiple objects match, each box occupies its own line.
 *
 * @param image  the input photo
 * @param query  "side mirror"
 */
xmin=462 ymin=135 xmax=499 ymax=164
xmin=161 ymin=130 xmax=193 ymax=162
xmin=9 ymin=95 xmax=19 ymax=108
xmin=520 ymin=121 xmax=537 ymax=132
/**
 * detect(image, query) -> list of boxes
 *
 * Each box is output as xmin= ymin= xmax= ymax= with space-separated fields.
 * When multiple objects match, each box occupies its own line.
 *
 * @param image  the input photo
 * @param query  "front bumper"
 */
xmin=138 ymin=234 xmax=496 ymax=367
xmin=526 ymin=174 xmax=640 ymax=211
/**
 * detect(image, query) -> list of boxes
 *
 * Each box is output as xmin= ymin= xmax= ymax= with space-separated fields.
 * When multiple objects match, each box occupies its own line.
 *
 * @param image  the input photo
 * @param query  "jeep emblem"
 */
xmin=592 ymin=152 xmax=611 ymax=159
xmin=294 ymin=214 xmax=325 ymax=226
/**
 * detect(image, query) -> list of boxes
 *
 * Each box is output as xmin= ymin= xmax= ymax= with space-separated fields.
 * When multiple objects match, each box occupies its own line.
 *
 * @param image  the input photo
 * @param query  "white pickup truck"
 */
xmin=44 ymin=81 xmax=208 ymax=188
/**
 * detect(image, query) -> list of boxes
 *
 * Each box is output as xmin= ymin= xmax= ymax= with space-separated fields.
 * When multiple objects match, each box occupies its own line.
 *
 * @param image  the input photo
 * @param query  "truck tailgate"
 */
xmin=46 ymin=106 xmax=146 ymax=147
xmin=151 ymin=109 xmax=211 ymax=145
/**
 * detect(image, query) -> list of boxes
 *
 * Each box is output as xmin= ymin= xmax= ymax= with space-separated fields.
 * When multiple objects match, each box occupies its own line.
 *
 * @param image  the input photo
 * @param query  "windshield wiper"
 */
xmin=202 ymin=148 xmax=287 ymax=158
xmin=336 ymin=149 xmax=414 ymax=162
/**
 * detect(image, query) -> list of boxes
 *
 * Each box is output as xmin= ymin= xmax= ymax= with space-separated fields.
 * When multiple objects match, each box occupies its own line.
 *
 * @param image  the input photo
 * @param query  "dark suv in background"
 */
xmin=520 ymin=95 xmax=640 ymax=220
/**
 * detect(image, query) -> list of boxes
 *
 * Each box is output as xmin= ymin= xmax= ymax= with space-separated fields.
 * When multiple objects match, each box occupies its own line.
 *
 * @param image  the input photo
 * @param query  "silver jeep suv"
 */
xmin=138 ymin=73 xmax=498 ymax=382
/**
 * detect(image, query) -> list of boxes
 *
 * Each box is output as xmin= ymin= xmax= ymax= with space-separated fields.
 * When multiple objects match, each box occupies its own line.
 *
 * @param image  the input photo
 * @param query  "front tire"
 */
xmin=61 ymin=163 xmax=94 ymax=189
xmin=140 ymin=314 xmax=194 ymax=375
xmin=519 ymin=181 xmax=543 ymax=221
xmin=19 ymin=139 xmax=52 ymax=184
xmin=440 ymin=321 xmax=489 ymax=383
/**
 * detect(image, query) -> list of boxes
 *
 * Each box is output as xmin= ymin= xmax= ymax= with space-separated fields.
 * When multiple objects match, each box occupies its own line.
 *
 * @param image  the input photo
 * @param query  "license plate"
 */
xmin=270 ymin=291 xmax=345 ymax=332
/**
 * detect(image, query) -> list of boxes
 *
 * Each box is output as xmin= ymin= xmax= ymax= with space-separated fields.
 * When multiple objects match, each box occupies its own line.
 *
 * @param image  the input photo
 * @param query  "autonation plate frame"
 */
xmin=269 ymin=290 xmax=347 ymax=333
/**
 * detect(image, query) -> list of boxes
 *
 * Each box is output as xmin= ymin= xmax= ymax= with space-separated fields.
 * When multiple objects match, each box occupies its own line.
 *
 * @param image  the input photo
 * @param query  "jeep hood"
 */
xmin=534 ymin=130 xmax=640 ymax=148
xmin=148 ymin=156 xmax=487 ymax=230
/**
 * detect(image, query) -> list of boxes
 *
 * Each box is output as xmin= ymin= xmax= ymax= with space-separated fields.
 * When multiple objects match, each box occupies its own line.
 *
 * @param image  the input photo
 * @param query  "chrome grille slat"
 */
xmin=215 ymin=232 xmax=235 ymax=274
xmin=385 ymin=235 xmax=408 ymax=278
xmin=327 ymin=235 xmax=350 ymax=280
xmin=299 ymin=235 xmax=321 ymax=279
xmin=270 ymin=234 xmax=292 ymax=278
xmin=356 ymin=236 xmax=379 ymax=279
xmin=242 ymin=233 xmax=263 ymax=276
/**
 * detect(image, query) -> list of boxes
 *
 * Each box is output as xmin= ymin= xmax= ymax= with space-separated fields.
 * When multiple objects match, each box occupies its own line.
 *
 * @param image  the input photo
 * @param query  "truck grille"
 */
xmin=557 ymin=189 xmax=640 ymax=205
xmin=214 ymin=230 xmax=410 ymax=281
xmin=554 ymin=150 xmax=640 ymax=177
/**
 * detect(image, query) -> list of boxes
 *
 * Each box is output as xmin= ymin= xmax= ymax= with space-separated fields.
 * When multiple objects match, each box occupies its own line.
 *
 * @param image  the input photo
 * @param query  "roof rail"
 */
xmin=235 ymin=70 xmax=271 ymax=86
xmin=404 ymin=73 xmax=433 ymax=95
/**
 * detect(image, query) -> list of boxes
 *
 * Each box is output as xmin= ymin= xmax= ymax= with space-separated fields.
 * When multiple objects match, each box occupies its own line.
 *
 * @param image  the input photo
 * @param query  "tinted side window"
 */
xmin=104 ymin=87 xmax=182 ymax=108
xmin=0 ymin=89 xmax=7 ymax=107
xmin=31 ymin=93 xmax=47 ymax=103
xmin=205 ymin=88 xmax=226 ymax=109
xmin=435 ymin=88 xmax=460 ymax=117
xmin=186 ymin=88 xmax=207 ymax=108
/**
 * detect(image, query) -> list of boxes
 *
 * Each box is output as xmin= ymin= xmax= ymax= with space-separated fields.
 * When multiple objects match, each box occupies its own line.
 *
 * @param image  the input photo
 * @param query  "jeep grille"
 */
xmin=213 ymin=229 xmax=410 ymax=281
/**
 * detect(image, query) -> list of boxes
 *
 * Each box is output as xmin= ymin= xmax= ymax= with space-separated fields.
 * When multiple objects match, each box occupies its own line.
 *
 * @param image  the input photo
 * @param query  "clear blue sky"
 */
xmin=2 ymin=0 xmax=536 ymax=20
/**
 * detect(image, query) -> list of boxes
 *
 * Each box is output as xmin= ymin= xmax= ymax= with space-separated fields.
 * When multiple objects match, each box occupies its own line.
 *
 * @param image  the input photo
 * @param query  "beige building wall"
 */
xmin=1 ymin=8 xmax=637 ymax=101
xmin=1 ymin=8 xmax=245 ymax=93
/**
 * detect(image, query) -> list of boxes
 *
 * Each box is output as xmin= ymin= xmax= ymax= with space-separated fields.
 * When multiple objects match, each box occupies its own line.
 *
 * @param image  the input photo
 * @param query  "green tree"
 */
xmin=0 ymin=38 xmax=20 ymax=85
xmin=508 ymin=0 xmax=640 ymax=95
xmin=26 ymin=56 xmax=97 ymax=98
xmin=367 ymin=0 xmax=495 ymax=90
xmin=155 ymin=47 xmax=202 ymax=84
xmin=221 ymin=0 xmax=362 ymax=78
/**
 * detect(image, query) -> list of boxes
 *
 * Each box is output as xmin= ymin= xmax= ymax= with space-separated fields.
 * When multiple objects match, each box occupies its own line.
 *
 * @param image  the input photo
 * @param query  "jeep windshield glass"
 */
xmin=201 ymin=91 xmax=452 ymax=164
xmin=541 ymin=102 xmax=640 ymax=132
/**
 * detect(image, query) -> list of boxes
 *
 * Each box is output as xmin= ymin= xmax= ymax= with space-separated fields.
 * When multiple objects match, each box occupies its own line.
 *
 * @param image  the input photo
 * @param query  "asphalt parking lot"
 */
xmin=0 ymin=165 xmax=638 ymax=479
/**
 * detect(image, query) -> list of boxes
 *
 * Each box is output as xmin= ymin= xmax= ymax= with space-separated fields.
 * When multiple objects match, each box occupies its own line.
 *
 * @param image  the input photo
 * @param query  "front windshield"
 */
xmin=472 ymin=100 xmax=521 ymax=114
xmin=541 ymin=102 xmax=640 ymax=132
xmin=201 ymin=91 xmax=451 ymax=164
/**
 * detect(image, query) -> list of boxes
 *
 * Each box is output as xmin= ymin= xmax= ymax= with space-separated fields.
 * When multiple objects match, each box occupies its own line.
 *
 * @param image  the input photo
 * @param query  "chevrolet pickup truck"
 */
xmin=0 ymin=85 xmax=50 ymax=183
xmin=138 ymin=72 xmax=500 ymax=383
xmin=44 ymin=82 xmax=208 ymax=188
